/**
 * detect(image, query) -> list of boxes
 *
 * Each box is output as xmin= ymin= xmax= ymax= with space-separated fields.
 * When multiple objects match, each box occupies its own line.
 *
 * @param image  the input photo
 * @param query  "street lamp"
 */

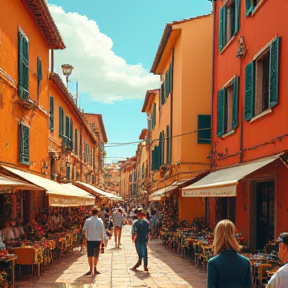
xmin=61 ymin=64 xmax=74 ymax=88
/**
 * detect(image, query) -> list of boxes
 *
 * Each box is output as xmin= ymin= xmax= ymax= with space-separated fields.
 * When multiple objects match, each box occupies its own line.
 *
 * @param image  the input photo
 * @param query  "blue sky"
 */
xmin=47 ymin=0 xmax=212 ymax=163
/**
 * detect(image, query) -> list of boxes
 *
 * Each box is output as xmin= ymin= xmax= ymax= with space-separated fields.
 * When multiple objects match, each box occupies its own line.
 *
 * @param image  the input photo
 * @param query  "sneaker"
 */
xmin=144 ymin=266 xmax=148 ymax=272
xmin=85 ymin=271 xmax=92 ymax=276
xmin=94 ymin=267 xmax=100 ymax=274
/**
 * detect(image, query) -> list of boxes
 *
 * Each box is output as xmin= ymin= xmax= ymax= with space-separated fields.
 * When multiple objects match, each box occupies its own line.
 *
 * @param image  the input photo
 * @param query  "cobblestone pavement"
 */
xmin=15 ymin=225 xmax=207 ymax=288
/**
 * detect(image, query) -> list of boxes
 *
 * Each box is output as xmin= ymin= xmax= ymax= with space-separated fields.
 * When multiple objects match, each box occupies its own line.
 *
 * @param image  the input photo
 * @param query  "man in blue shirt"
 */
xmin=82 ymin=207 xmax=105 ymax=276
xmin=130 ymin=208 xmax=150 ymax=272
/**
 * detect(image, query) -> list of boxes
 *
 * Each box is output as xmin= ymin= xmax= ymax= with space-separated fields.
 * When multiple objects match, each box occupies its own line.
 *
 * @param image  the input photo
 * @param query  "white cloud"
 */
xmin=48 ymin=5 xmax=159 ymax=103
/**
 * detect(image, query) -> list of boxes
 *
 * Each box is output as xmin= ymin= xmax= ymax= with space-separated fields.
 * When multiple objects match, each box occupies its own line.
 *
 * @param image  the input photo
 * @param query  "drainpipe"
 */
xmin=210 ymin=0 xmax=216 ymax=169
xmin=240 ymin=58 xmax=244 ymax=163
xmin=50 ymin=50 xmax=54 ymax=73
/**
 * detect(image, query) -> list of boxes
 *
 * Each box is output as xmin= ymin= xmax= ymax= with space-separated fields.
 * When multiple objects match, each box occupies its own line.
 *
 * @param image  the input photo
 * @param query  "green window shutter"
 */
xmin=18 ymin=31 xmax=29 ymax=100
xmin=217 ymin=89 xmax=225 ymax=137
xmin=245 ymin=0 xmax=254 ymax=16
xmin=169 ymin=62 xmax=173 ymax=94
xmin=19 ymin=123 xmax=30 ymax=165
xmin=159 ymin=132 xmax=163 ymax=165
xmin=166 ymin=125 xmax=171 ymax=164
xmin=74 ymin=129 xmax=78 ymax=155
xmin=37 ymin=56 xmax=42 ymax=101
xmin=232 ymin=76 xmax=239 ymax=129
xmin=153 ymin=104 xmax=156 ymax=129
xmin=234 ymin=0 xmax=240 ymax=35
xmin=70 ymin=120 xmax=73 ymax=150
xmin=49 ymin=96 xmax=54 ymax=132
xmin=65 ymin=116 xmax=70 ymax=139
xmin=244 ymin=61 xmax=255 ymax=121
xmin=219 ymin=5 xmax=226 ymax=51
xmin=269 ymin=37 xmax=280 ymax=108
xmin=198 ymin=115 xmax=211 ymax=144
xmin=59 ymin=107 xmax=64 ymax=137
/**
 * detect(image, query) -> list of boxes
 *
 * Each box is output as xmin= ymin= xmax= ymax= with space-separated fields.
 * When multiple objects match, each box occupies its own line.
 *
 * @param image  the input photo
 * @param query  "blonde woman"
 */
xmin=207 ymin=219 xmax=252 ymax=288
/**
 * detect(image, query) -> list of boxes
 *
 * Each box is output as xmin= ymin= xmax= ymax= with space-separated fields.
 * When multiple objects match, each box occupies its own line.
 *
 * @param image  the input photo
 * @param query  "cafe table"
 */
xmin=0 ymin=255 xmax=17 ymax=288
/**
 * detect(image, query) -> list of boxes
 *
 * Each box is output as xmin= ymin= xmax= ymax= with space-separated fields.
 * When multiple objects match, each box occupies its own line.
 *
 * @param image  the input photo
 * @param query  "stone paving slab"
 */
xmin=15 ymin=225 xmax=207 ymax=288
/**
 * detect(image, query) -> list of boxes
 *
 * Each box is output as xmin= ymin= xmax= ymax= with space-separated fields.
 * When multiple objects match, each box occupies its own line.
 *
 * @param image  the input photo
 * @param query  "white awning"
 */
xmin=0 ymin=174 xmax=42 ymax=192
xmin=149 ymin=181 xmax=179 ymax=201
xmin=75 ymin=181 xmax=121 ymax=200
xmin=182 ymin=156 xmax=280 ymax=197
xmin=0 ymin=166 xmax=94 ymax=206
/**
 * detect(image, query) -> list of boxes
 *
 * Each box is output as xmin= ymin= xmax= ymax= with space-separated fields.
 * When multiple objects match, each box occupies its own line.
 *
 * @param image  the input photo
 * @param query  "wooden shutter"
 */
xmin=234 ymin=0 xmax=240 ymax=35
xmin=269 ymin=37 xmax=280 ymax=108
xmin=18 ymin=31 xmax=29 ymax=100
xmin=198 ymin=115 xmax=211 ymax=144
xmin=245 ymin=0 xmax=253 ymax=16
xmin=232 ymin=76 xmax=239 ymax=129
xmin=19 ymin=123 xmax=30 ymax=165
xmin=49 ymin=96 xmax=54 ymax=132
xmin=169 ymin=62 xmax=173 ymax=95
xmin=219 ymin=5 xmax=226 ymax=51
xmin=217 ymin=89 xmax=225 ymax=137
xmin=166 ymin=125 xmax=171 ymax=164
xmin=37 ymin=56 xmax=42 ymax=101
xmin=74 ymin=129 xmax=78 ymax=155
xmin=159 ymin=132 xmax=163 ymax=165
xmin=70 ymin=119 xmax=73 ymax=150
xmin=244 ymin=62 xmax=255 ymax=121
xmin=59 ymin=107 xmax=64 ymax=137
xmin=65 ymin=116 xmax=70 ymax=139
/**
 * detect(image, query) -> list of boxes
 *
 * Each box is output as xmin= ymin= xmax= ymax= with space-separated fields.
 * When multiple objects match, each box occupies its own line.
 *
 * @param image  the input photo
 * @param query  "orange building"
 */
xmin=146 ymin=15 xmax=213 ymax=222
xmin=184 ymin=0 xmax=288 ymax=252
xmin=0 ymin=0 xmax=65 ymax=221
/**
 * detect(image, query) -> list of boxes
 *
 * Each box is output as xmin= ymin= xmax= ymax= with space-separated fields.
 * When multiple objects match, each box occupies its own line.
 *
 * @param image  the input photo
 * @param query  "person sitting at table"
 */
xmin=207 ymin=219 xmax=252 ymax=288
xmin=266 ymin=232 xmax=288 ymax=288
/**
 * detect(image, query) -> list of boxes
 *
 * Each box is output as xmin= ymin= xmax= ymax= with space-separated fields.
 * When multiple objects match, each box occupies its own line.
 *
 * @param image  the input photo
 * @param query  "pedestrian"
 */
xmin=112 ymin=208 xmax=124 ymax=248
xmin=207 ymin=219 xmax=252 ymax=288
xmin=266 ymin=232 xmax=288 ymax=288
xmin=130 ymin=208 xmax=150 ymax=272
xmin=82 ymin=207 xmax=105 ymax=276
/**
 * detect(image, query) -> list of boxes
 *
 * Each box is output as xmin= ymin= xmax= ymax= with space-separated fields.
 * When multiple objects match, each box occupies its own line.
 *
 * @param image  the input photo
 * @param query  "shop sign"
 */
xmin=182 ymin=185 xmax=236 ymax=197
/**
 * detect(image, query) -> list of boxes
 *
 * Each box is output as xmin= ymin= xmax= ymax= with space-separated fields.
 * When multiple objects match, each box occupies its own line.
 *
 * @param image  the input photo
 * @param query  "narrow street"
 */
xmin=15 ymin=225 xmax=207 ymax=288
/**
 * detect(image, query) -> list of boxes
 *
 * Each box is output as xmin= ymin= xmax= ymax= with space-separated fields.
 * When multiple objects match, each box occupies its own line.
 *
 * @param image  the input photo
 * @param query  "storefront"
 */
xmin=182 ymin=155 xmax=286 ymax=253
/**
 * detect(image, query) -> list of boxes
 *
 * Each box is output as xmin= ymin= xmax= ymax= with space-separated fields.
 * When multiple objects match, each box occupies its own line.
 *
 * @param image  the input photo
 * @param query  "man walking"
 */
xmin=112 ymin=208 xmax=124 ymax=248
xmin=82 ymin=207 xmax=105 ymax=276
xmin=266 ymin=232 xmax=288 ymax=288
xmin=130 ymin=208 xmax=150 ymax=272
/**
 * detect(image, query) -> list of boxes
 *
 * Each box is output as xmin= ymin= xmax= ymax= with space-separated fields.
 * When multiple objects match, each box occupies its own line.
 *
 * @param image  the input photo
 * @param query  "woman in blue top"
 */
xmin=207 ymin=219 xmax=252 ymax=288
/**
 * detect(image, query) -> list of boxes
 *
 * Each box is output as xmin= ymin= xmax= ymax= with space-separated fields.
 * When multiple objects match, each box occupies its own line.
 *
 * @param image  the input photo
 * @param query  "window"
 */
xmin=244 ymin=37 xmax=280 ymax=121
xmin=59 ymin=106 xmax=64 ymax=137
xmin=245 ymin=0 xmax=263 ymax=16
xmin=49 ymin=96 xmax=54 ymax=132
xmin=152 ymin=103 xmax=157 ymax=130
xmin=166 ymin=125 xmax=171 ymax=164
xmin=74 ymin=129 xmax=78 ymax=155
xmin=37 ymin=57 xmax=42 ymax=102
xmin=84 ymin=142 xmax=89 ymax=163
xmin=217 ymin=76 xmax=239 ymax=137
xmin=65 ymin=116 xmax=73 ymax=150
xmin=19 ymin=123 xmax=30 ymax=165
xmin=18 ymin=30 xmax=29 ymax=100
xmin=219 ymin=0 xmax=240 ymax=51
xmin=198 ymin=115 xmax=211 ymax=144
xmin=161 ymin=62 xmax=173 ymax=105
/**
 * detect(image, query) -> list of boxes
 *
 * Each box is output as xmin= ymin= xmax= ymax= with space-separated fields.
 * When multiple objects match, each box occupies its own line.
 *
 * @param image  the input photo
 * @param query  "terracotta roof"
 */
xmin=150 ymin=14 xmax=211 ymax=74
xmin=139 ymin=129 xmax=148 ymax=140
xmin=141 ymin=89 xmax=159 ymax=113
xmin=49 ymin=72 xmax=96 ymax=143
xmin=21 ymin=0 xmax=65 ymax=49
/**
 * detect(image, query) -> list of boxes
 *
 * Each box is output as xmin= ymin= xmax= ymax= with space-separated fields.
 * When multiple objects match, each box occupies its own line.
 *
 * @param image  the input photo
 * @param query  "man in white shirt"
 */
xmin=82 ymin=207 xmax=105 ymax=276
xmin=267 ymin=232 xmax=288 ymax=288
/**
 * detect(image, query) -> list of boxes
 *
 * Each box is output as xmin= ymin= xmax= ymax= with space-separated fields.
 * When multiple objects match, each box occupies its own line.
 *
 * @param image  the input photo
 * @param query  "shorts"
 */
xmin=87 ymin=241 xmax=101 ymax=257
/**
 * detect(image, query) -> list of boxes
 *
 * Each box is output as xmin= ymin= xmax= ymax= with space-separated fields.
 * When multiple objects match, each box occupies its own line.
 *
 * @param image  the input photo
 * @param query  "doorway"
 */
xmin=256 ymin=182 xmax=275 ymax=251
xmin=215 ymin=197 xmax=236 ymax=224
